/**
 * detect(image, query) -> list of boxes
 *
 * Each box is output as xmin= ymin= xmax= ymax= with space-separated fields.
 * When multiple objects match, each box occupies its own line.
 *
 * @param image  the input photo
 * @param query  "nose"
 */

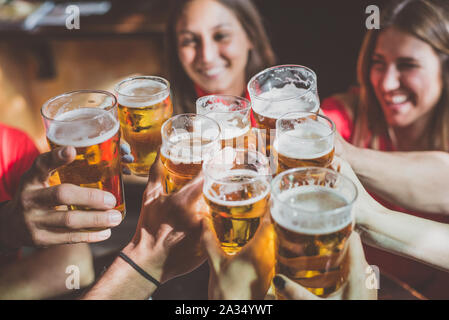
xmin=197 ymin=37 xmax=218 ymax=64
xmin=380 ymin=65 xmax=400 ymax=92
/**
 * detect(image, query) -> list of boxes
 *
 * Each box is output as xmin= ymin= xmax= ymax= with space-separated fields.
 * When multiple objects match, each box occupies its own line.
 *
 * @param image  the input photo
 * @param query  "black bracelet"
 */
xmin=118 ymin=251 xmax=161 ymax=288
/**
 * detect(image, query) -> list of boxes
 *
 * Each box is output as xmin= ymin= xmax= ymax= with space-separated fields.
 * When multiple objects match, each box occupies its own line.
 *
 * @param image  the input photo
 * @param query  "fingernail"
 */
xmin=120 ymin=143 xmax=131 ymax=155
xmin=122 ymin=154 xmax=134 ymax=163
xmin=108 ymin=211 xmax=123 ymax=224
xmin=273 ymin=275 xmax=285 ymax=290
xmin=97 ymin=229 xmax=111 ymax=239
xmin=104 ymin=193 xmax=116 ymax=208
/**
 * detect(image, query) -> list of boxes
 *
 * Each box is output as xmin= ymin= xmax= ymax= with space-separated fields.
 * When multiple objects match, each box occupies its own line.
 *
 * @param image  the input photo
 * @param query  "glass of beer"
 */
xmin=203 ymin=148 xmax=271 ymax=255
xmin=160 ymin=113 xmax=221 ymax=194
xmin=271 ymin=167 xmax=357 ymax=298
xmin=196 ymin=94 xmax=252 ymax=149
xmin=247 ymin=65 xmax=320 ymax=155
xmin=115 ymin=76 xmax=173 ymax=176
xmin=274 ymin=112 xmax=335 ymax=174
xmin=41 ymin=90 xmax=126 ymax=221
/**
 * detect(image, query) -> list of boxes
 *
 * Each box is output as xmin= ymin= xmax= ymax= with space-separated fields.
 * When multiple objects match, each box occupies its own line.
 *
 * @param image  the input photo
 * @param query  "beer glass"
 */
xmin=161 ymin=113 xmax=221 ymax=194
xmin=271 ymin=167 xmax=357 ymax=298
xmin=203 ymin=148 xmax=271 ymax=255
xmin=115 ymin=76 xmax=173 ymax=176
xmin=41 ymin=90 xmax=126 ymax=221
xmin=247 ymin=65 xmax=320 ymax=155
xmin=274 ymin=112 xmax=335 ymax=173
xmin=196 ymin=94 xmax=252 ymax=149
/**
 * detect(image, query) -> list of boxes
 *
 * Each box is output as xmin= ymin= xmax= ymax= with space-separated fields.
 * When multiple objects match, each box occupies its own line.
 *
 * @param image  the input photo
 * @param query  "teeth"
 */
xmin=390 ymin=95 xmax=408 ymax=104
xmin=204 ymin=68 xmax=223 ymax=76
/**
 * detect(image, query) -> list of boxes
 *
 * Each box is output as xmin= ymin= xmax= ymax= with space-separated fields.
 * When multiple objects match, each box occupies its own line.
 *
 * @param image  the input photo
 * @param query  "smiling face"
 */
xmin=175 ymin=0 xmax=252 ymax=96
xmin=370 ymin=27 xmax=443 ymax=128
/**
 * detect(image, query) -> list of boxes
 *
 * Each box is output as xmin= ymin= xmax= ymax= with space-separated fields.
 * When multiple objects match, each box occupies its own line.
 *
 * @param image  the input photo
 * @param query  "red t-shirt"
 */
xmin=0 ymin=124 xmax=40 ymax=265
xmin=321 ymin=92 xmax=449 ymax=299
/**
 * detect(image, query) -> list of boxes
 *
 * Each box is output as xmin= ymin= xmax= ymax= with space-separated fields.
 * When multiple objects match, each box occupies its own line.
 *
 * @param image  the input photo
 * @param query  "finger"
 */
xmin=121 ymin=154 xmax=134 ymax=164
xmin=29 ymin=184 xmax=117 ymax=209
xmin=120 ymin=142 xmax=131 ymax=156
xmin=33 ymin=228 xmax=112 ymax=246
xmin=272 ymin=274 xmax=321 ymax=300
xmin=200 ymin=218 xmax=225 ymax=271
xmin=145 ymin=151 xmax=164 ymax=193
xmin=122 ymin=165 xmax=132 ymax=175
xmin=28 ymin=146 xmax=76 ymax=184
xmin=36 ymin=209 xmax=123 ymax=230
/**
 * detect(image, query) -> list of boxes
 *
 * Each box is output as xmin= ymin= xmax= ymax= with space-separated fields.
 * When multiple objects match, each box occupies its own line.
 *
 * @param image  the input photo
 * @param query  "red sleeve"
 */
xmin=0 ymin=125 xmax=40 ymax=201
xmin=321 ymin=96 xmax=354 ymax=142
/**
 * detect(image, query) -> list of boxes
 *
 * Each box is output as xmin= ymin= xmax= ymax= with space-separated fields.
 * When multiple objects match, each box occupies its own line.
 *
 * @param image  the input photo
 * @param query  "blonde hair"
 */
xmin=354 ymin=0 xmax=449 ymax=151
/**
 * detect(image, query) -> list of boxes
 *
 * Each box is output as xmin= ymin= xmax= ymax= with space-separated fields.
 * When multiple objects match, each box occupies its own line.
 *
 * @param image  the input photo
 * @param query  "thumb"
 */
xmin=272 ymin=274 xmax=321 ymax=300
xmin=28 ymin=146 xmax=76 ymax=184
xmin=172 ymin=172 xmax=204 ymax=208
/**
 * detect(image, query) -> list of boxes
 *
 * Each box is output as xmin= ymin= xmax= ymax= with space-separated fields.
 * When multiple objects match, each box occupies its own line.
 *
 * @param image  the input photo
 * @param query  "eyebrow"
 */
xmin=372 ymin=53 xmax=419 ymax=63
xmin=178 ymin=23 xmax=232 ymax=35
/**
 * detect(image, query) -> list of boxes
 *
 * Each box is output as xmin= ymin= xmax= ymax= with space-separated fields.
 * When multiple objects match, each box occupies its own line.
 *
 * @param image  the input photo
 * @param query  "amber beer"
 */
xmin=42 ymin=91 xmax=125 ymax=220
xmin=161 ymin=114 xmax=221 ymax=194
xmin=274 ymin=112 xmax=336 ymax=173
xmin=248 ymin=65 xmax=320 ymax=155
xmin=271 ymin=167 xmax=357 ymax=298
xmin=196 ymin=95 xmax=252 ymax=149
xmin=116 ymin=76 xmax=173 ymax=176
xmin=203 ymin=148 xmax=271 ymax=254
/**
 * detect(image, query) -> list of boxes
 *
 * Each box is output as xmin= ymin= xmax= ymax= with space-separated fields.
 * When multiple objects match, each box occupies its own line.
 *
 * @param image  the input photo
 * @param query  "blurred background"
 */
xmin=0 ymin=0 xmax=388 ymax=152
xmin=2 ymin=0 xmax=407 ymax=299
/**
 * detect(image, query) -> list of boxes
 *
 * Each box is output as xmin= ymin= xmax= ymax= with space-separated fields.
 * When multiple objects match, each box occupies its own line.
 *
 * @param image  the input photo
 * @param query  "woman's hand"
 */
xmin=273 ymin=232 xmax=378 ymax=300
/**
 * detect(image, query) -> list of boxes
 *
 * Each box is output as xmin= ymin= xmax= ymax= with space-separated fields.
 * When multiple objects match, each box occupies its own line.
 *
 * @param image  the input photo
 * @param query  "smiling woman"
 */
xmin=321 ymin=0 xmax=449 ymax=299
xmin=165 ymin=0 xmax=275 ymax=114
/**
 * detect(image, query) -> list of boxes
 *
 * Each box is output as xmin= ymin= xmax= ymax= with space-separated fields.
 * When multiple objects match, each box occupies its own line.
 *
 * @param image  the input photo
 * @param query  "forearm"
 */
xmin=82 ymin=242 xmax=160 ymax=300
xmin=357 ymin=205 xmax=449 ymax=272
xmin=346 ymin=145 xmax=449 ymax=215
xmin=0 ymin=244 xmax=94 ymax=299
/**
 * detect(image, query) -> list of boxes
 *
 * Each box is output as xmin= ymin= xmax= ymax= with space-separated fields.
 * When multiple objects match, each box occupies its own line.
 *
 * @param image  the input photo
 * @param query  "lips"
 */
xmin=382 ymin=93 xmax=413 ymax=114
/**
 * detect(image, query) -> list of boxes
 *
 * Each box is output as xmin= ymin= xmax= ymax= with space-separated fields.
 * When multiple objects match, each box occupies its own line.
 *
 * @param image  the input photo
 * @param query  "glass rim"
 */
xmin=275 ymin=111 xmax=336 ymax=142
xmin=202 ymin=147 xmax=271 ymax=184
xmin=40 ymin=89 xmax=117 ymax=123
xmin=114 ymin=75 xmax=170 ymax=98
xmin=196 ymin=94 xmax=251 ymax=115
xmin=247 ymin=64 xmax=317 ymax=102
xmin=270 ymin=166 xmax=358 ymax=217
xmin=161 ymin=113 xmax=222 ymax=147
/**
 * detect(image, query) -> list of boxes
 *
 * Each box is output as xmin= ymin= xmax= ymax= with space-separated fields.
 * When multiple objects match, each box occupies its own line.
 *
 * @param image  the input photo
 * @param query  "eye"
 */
xmin=371 ymin=59 xmax=386 ymax=71
xmin=179 ymin=36 xmax=198 ymax=47
xmin=214 ymin=32 xmax=230 ymax=42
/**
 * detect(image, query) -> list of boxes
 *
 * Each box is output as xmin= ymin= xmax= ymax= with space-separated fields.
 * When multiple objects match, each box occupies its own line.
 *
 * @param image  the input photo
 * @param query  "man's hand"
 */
xmin=123 ymin=153 xmax=207 ymax=284
xmin=0 ymin=146 xmax=123 ymax=248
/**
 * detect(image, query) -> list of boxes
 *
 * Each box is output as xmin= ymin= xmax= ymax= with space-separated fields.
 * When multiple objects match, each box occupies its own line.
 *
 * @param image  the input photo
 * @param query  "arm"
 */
xmin=339 ymin=137 xmax=449 ymax=215
xmin=0 ymin=243 xmax=94 ymax=299
xmin=336 ymin=156 xmax=449 ymax=272
xmin=83 ymin=155 xmax=206 ymax=299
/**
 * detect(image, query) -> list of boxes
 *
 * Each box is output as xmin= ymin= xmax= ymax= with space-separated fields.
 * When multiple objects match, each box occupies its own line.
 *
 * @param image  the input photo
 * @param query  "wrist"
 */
xmin=122 ymin=233 xmax=165 ymax=283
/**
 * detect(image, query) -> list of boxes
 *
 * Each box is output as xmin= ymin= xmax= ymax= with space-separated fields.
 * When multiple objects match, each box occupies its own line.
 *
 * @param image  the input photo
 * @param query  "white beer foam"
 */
xmin=161 ymin=132 xmax=220 ymax=164
xmin=274 ymin=121 xmax=333 ymax=159
xmin=117 ymin=80 xmax=168 ymax=108
xmin=252 ymin=83 xmax=318 ymax=118
xmin=47 ymin=108 xmax=119 ymax=148
xmin=203 ymin=169 xmax=270 ymax=207
xmin=271 ymin=185 xmax=352 ymax=235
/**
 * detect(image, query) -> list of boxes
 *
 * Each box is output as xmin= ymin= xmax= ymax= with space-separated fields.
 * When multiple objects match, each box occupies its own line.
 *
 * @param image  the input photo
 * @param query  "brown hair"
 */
xmin=165 ymin=0 xmax=276 ymax=113
xmin=354 ymin=0 xmax=449 ymax=151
